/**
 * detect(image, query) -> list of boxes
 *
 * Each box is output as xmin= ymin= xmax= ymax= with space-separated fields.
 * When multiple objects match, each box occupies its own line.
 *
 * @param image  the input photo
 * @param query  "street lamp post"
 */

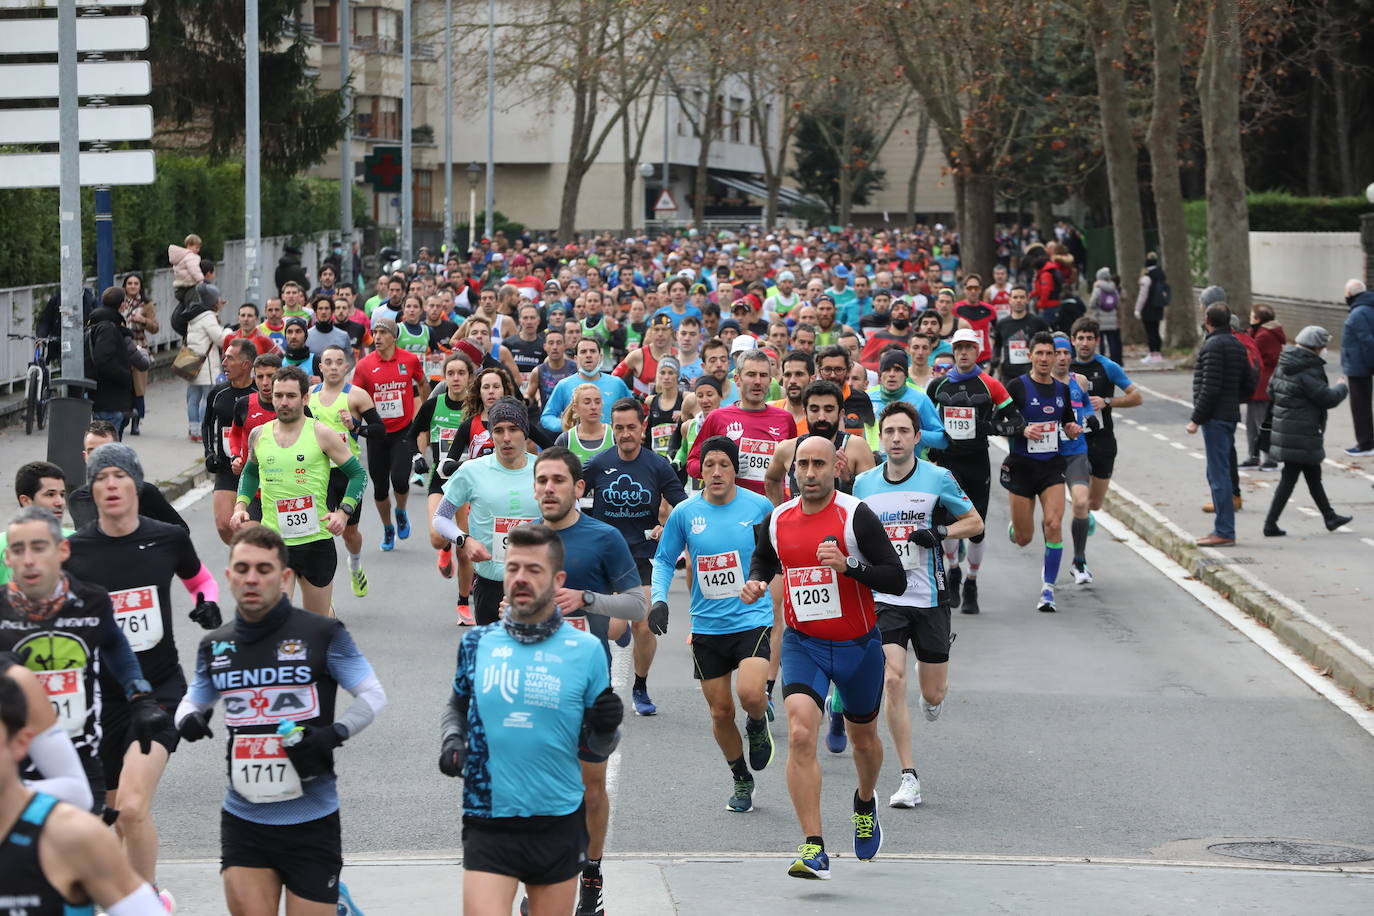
xmin=401 ymin=0 xmax=412 ymax=263
xmin=340 ymin=0 xmax=352 ymax=268
xmin=484 ymin=0 xmax=494 ymax=240
xmin=245 ymin=0 xmax=261 ymax=306
xmin=442 ymin=0 xmax=453 ymax=258
xmin=466 ymin=162 xmax=481 ymax=253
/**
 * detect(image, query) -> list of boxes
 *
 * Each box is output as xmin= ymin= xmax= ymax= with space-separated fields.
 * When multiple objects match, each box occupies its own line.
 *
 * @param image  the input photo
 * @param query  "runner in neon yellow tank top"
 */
xmin=232 ymin=365 xmax=367 ymax=616
xmin=557 ymin=383 xmax=615 ymax=473
xmin=396 ymin=295 xmax=435 ymax=358
xmin=309 ymin=343 xmax=385 ymax=599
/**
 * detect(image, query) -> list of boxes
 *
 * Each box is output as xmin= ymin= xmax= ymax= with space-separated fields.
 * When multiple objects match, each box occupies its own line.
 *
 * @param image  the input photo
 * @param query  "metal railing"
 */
xmin=0 ymin=232 xmax=332 ymax=392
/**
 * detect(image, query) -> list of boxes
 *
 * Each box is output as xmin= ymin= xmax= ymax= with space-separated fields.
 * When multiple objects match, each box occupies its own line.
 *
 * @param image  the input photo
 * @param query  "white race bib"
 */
xmin=651 ymin=423 xmax=675 ymax=454
xmin=111 ymin=586 xmax=164 ymax=653
xmin=375 ymin=389 xmax=404 ymax=418
xmin=221 ymin=428 xmax=233 ymax=457
xmin=737 ymin=438 xmax=776 ymax=482
xmin=35 ymin=669 xmax=86 ymax=737
xmin=884 ymin=525 xmax=923 ymax=571
xmin=1026 ymin=422 xmax=1059 ymax=454
xmin=438 ymin=425 xmax=458 ymax=448
xmin=491 ymin=517 xmax=535 ymax=564
xmin=1009 ymin=340 xmax=1029 ymax=364
xmin=424 ymin=352 xmax=444 ymax=379
xmin=787 ymin=566 xmax=841 ymax=622
xmin=695 ymin=551 xmax=743 ymax=600
xmin=230 ymin=735 xmax=303 ymax=803
xmin=276 ymin=495 xmax=321 ymax=538
xmin=943 ymin=406 xmax=975 ymax=440
xmin=565 ymin=614 xmax=589 ymax=632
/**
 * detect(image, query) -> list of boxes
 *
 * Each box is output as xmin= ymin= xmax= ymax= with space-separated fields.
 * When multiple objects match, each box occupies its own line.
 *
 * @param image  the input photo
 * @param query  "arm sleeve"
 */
xmin=175 ymin=643 xmax=220 ymax=724
xmin=22 ymin=724 xmax=94 ymax=810
xmin=540 ymin=380 xmax=569 ymax=432
xmin=97 ymin=604 xmax=147 ymax=695
xmin=442 ymin=632 xmax=477 ymax=743
xmin=651 ymin=510 xmax=685 ymax=605
xmin=338 ymin=456 xmax=367 ymax=505
xmin=179 ymin=562 xmax=218 ymax=604
xmin=611 ymin=355 xmax=633 ymax=379
xmin=236 ymin=457 xmax=260 ymax=504
xmin=327 ymin=627 xmax=387 ymax=739
xmin=432 ymin=496 xmax=465 ymax=542
xmin=355 ymin=407 xmax=386 ymax=440
xmin=139 ymin=484 xmax=189 ymax=532
xmin=747 ymin=519 xmax=780 ymax=582
xmin=685 ymin=412 xmax=716 ymax=479
xmin=586 ymin=587 xmax=647 ymax=621
xmin=848 ymin=502 xmax=908 ymax=596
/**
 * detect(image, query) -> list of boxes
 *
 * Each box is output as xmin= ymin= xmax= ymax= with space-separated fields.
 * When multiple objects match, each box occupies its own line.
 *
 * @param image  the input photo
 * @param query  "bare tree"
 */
xmin=666 ymin=62 xmax=726 ymax=228
xmin=1197 ymin=0 xmax=1251 ymax=308
xmin=906 ymin=109 xmax=932 ymax=226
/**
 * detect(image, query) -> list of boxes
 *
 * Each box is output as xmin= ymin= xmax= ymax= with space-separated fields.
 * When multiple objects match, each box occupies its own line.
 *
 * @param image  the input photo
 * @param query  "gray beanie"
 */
xmin=486 ymin=396 xmax=530 ymax=436
xmin=1199 ymin=285 xmax=1228 ymax=307
xmin=1295 ymin=325 xmax=1330 ymax=350
xmin=86 ymin=442 xmax=144 ymax=488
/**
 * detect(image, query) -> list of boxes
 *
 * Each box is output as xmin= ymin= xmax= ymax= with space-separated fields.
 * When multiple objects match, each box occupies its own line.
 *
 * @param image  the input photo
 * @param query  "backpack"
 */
xmin=1098 ymin=288 xmax=1119 ymax=312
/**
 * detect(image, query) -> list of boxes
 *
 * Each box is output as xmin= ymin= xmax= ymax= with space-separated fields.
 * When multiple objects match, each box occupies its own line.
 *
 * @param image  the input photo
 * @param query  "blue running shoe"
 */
xmin=726 ymin=774 xmax=755 ymax=813
xmin=631 ymin=687 xmax=657 ymax=716
xmin=1087 ymin=511 xmax=1097 ymax=537
xmin=336 ymin=881 xmax=363 ymax=915
xmin=825 ymin=695 xmax=847 ymax=754
xmin=766 ymin=694 xmax=775 ymax=722
xmin=746 ymin=716 xmax=774 ymax=771
xmin=1036 ymin=585 xmax=1056 ymax=613
xmin=853 ymin=805 xmax=882 ymax=861
xmin=395 ymin=509 xmax=410 ymax=539
xmin=380 ymin=526 xmax=395 ymax=552
xmin=788 ymin=843 xmax=830 ymax=880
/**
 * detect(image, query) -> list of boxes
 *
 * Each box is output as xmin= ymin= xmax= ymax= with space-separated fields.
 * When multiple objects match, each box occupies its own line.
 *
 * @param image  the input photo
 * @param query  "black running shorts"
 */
xmin=99 ymin=670 xmax=186 ymax=791
xmin=690 ymin=626 xmax=772 ymax=681
xmin=221 ymin=809 xmax=342 ymax=904
xmin=876 ymin=602 xmax=953 ymax=664
xmin=1087 ymin=433 xmax=1118 ymax=479
xmin=287 ymin=538 xmax=338 ymax=589
xmin=461 ymin=807 xmax=588 ymax=886
xmin=999 ymin=453 xmax=1066 ymax=498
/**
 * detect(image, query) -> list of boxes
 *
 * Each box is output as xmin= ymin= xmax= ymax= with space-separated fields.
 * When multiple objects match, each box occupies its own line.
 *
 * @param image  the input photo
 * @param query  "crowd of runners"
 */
xmin=0 ymin=224 xmax=1152 ymax=915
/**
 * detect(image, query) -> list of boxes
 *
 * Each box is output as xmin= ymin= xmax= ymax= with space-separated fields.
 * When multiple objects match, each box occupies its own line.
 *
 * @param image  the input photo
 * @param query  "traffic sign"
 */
xmin=0 ymin=61 xmax=150 ymax=98
xmin=0 ymin=150 xmax=155 ymax=188
xmin=0 ymin=105 xmax=153 ymax=143
xmin=0 ymin=0 xmax=143 ymax=6
xmin=363 ymin=146 xmax=404 ymax=193
xmin=0 ymin=16 xmax=147 ymax=53
xmin=653 ymin=188 xmax=677 ymax=212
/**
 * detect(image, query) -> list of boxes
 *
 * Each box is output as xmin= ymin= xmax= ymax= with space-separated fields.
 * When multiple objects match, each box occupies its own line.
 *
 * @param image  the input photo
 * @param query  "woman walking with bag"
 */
xmin=1263 ymin=326 xmax=1353 ymax=536
xmin=119 ymin=271 xmax=158 ymax=435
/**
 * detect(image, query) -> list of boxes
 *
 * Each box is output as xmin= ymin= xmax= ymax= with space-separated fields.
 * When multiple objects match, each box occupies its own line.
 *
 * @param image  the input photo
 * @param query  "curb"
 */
xmin=156 ymin=456 xmax=209 ymax=505
xmin=1102 ymin=486 xmax=1374 ymax=707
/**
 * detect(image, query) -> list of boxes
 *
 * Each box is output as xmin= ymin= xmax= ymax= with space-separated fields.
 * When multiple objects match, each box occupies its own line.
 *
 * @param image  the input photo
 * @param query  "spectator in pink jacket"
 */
xmin=1242 ymin=303 xmax=1285 ymax=470
xmin=168 ymin=233 xmax=204 ymax=305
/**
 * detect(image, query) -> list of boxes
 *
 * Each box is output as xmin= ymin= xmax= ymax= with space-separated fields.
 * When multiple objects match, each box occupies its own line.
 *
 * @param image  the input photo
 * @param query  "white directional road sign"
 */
xmin=0 ymin=0 xmax=143 ymax=6
xmin=0 ymin=16 xmax=148 ymax=53
xmin=0 ymin=150 xmax=155 ymax=188
xmin=0 ymin=105 xmax=153 ymax=143
xmin=0 ymin=61 xmax=150 ymax=98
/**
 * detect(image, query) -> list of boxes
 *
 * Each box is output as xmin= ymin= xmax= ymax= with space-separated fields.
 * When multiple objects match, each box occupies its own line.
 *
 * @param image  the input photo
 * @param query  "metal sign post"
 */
xmin=245 ymin=0 xmax=261 ymax=305
xmin=57 ymin=0 xmax=82 ymax=383
xmin=340 ymin=0 xmax=352 ymax=267
xmin=401 ymin=0 xmax=412 ymax=263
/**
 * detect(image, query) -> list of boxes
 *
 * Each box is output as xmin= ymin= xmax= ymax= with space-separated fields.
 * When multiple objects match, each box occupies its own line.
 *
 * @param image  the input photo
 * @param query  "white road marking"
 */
xmin=1152 ymin=432 xmax=1169 ymax=442
xmin=1190 ymin=452 xmax=1205 ymax=460
xmin=1295 ymin=506 xmax=1319 ymax=517
xmin=1169 ymin=442 xmax=1186 ymax=450
xmin=171 ymin=483 xmax=212 ymax=512
xmin=1362 ymin=538 xmax=1374 ymax=549
xmin=603 ymin=640 xmax=632 ymax=846
xmin=1135 ymin=383 xmax=1192 ymax=409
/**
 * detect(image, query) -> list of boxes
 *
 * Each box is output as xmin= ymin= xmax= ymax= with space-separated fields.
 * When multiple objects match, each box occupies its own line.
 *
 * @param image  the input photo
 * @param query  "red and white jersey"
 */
xmin=686 ymin=404 xmax=797 ymax=494
xmin=766 ymin=491 xmax=878 ymax=641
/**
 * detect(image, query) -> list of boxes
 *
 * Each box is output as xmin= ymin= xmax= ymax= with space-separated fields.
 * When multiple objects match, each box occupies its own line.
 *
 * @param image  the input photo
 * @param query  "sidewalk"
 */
xmin=1096 ymin=365 xmax=1374 ymax=704
xmin=155 ymin=854 xmax=1374 ymax=914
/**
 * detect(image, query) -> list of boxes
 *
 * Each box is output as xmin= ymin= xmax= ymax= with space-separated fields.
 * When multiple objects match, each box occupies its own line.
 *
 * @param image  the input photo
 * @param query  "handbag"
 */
xmin=172 ymin=344 xmax=206 ymax=381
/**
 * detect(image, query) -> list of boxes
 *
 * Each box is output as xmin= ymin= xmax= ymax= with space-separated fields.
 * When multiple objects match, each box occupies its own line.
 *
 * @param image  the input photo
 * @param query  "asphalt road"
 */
xmin=146 ymin=478 xmax=1374 ymax=869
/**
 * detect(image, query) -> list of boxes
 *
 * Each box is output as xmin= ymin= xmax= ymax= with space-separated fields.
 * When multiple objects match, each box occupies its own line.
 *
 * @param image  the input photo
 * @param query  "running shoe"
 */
xmin=1259 ymin=459 xmax=1279 ymax=471
xmin=1036 ymin=585 xmax=1057 ymax=613
xmin=825 ymin=695 xmax=847 ymax=754
xmin=766 ymin=694 xmax=775 ymax=722
xmin=852 ymin=804 xmax=882 ymax=861
xmin=380 ymin=525 xmax=395 ymax=552
xmin=727 ymin=774 xmax=755 ymax=812
xmin=1238 ymin=456 xmax=1260 ymax=469
xmin=946 ymin=565 xmax=962 ymax=609
xmin=395 ymin=509 xmax=411 ymax=539
xmin=157 ymin=887 xmax=176 ymax=912
xmin=1344 ymin=446 xmax=1374 ymax=457
xmin=889 ymin=772 xmax=923 ymax=808
xmin=437 ymin=546 xmax=454 ymax=578
xmin=746 ymin=716 xmax=774 ymax=771
xmin=960 ymin=578 xmax=979 ymax=615
xmin=336 ymin=882 xmax=362 ymax=915
xmin=576 ymin=871 xmax=605 ymax=916
xmin=1087 ymin=511 xmax=1097 ymax=537
xmin=456 ymin=602 xmax=475 ymax=626
xmin=787 ymin=843 xmax=830 ymax=880
xmin=1008 ymin=520 xmax=1017 ymax=544
xmin=350 ymin=566 xmax=369 ymax=598
xmin=631 ymin=687 xmax=657 ymax=716
xmin=1072 ymin=561 xmax=1093 ymax=585
xmin=920 ymin=694 xmax=943 ymax=722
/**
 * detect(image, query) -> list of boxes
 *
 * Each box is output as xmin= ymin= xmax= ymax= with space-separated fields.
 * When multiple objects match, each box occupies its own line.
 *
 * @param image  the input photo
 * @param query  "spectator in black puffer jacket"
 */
xmin=1263 ymin=326 xmax=1352 ymax=537
xmin=84 ymin=287 xmax=138 ymax=434
xmin=1187 ymin=303 xmax=1252 ymax=545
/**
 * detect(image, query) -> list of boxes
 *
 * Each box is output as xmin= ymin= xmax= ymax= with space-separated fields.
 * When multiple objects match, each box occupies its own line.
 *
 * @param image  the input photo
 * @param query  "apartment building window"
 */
xmin=313 ymin=1 xmax=337 ymax=42
xmin=414 ymin=170 xmax=433 ymax=221
xmin=729 ymin=97 xmax=743 ymax=143
xmin=355 ymin=95 xmax=401 ymax=140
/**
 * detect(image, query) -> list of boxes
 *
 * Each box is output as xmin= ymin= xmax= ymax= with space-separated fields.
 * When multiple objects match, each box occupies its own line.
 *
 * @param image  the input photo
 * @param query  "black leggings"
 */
xmin=367 ymin=429 xmax=413 ymax=500
xmin=1143 ymin=320 xmax=1162 ymax=353
xmin=1265 ymin=461 xmax=1332 ymax=525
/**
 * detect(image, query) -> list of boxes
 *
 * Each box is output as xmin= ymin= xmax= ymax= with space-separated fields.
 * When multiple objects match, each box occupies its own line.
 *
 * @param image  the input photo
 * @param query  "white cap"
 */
xmin=951 ymin=329 xmax=981 ymax=348
xmin=677 ymin=268 xmax=695 ymax=279
xmin=491 ymin=252 xmax=505 ymax=262
xmin=730 ymin=334 xmax=758 ymax=354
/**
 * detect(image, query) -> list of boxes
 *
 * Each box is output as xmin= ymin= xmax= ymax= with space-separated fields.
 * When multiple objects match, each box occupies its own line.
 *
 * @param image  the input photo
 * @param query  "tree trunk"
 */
xmin=622 ymin=158 xmax=637 ymax=238
xmin=906 ymin=111 xmax=930 ymax=226
xmin=837 ymin=108 xmax=856 ymax=224
xmin=1034 ymin=196 xmax=1055 ymax=239
xmin=1197 ymin=0 xmax=1251 ymax=309
xmin=1332 ymin=64 xmax=1355 ymax=196
xmin=693 ymin=130 xmax=711 ymax=227
xmin=1305 ymin=74 xmax=1321 ymax=197
xmin=1148 ymin=0 xmax=1197 ymax=349
xmin=559 ymin=161 xmax=588 ymax=241
xmin=961 ymin=170 xmax=997 ymax=279
xmin=1090 ymin=0 xmax=1146 ymax=343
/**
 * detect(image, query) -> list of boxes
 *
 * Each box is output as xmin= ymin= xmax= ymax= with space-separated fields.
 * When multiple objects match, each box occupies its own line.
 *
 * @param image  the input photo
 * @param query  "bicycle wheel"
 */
xmin=23 ymin=367 xmax=37 ymax=435
xmin=36 ymin=367 xmax=49 ymax=430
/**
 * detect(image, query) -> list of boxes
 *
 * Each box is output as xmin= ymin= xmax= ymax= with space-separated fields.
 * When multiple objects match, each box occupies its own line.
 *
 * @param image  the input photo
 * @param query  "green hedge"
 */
xmin=1183 ymin=190 xmax=1372 ymax=286
xmin=0 ymin=153 xmax=369 ymax=289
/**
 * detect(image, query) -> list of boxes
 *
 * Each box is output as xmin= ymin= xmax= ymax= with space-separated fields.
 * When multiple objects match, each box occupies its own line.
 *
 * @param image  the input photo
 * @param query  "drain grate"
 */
xmin=1207 ymin=841 xmax=1374 ymax=865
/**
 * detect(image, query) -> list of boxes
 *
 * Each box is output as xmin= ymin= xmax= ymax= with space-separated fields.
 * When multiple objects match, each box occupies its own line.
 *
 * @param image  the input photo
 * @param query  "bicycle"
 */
xmin=9 ymin=333 xmax=54 ymax=435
